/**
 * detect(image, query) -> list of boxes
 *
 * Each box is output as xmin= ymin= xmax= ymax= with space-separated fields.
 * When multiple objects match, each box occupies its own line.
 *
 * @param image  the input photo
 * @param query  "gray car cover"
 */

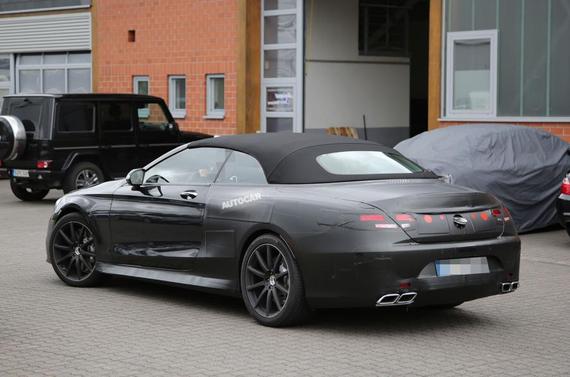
xmin=395 ymin=125 xmax=570 ymax=232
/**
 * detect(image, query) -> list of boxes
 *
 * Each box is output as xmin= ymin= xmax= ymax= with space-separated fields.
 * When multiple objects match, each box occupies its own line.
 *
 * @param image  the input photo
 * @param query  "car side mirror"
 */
xmin=126 ymin=168 xmax=145 ymax=187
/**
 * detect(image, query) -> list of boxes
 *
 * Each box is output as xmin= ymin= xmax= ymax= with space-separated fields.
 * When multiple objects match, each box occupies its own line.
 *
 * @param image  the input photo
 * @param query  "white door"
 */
xmin=261 ymin=0 xmax=303 ymax=133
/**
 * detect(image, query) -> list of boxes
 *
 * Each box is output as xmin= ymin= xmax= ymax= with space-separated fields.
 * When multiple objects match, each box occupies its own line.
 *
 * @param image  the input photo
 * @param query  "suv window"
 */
xmin=99 ymin=102 xmax=132 ymax=132
xmin=144 ymin=147 xmax=230 ymax=185
xmin=57 ymin=102 xmax=95 ymax=133
xmin=216 ymin=151 xmax=267 ymax=185
xmin=137 ymin=102 xmax=170 ymax=132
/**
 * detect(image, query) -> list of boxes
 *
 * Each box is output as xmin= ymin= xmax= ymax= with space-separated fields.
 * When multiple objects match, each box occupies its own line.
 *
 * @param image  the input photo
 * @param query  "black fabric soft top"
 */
xmin=188 ymin=133 xmax=436 ymax=184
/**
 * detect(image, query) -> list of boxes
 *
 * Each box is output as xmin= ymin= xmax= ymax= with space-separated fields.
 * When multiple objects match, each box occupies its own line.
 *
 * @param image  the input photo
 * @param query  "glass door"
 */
xmin=261 ymin=0 xmax=303 ymax=132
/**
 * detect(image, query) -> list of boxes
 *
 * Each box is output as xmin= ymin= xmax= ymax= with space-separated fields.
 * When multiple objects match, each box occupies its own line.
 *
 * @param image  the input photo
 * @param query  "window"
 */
xmin=445 ymin=30 xmax=497 ymax=118
xmin=57 ymin=102 xmax=94 ymax=133
xmin=359 ymin=0 xmax=409 ymax=57
xmin=168 ymin=75 xmax=186 ymax=118
xmin=16 ymin=52 xmax=91 ymax=94
xmin=216 ymin=151 xmax=267 ymax=185
xmin=445 ymin=0 xmax=570 ymax=118
xmin=144 ymin=148 xmax=230 ymax=185
xmin=206 ymin=74 xmax=225 ymax=118
xmin=133 ymin=76 xmax=149 ymax=95
xmin=0 ymin=54 xmax=11 ymax=110
xmin=137 ymin=102 xmax=171 ymax=132
xmin=99 ymin=102 xmax=132 ymax=132
xmin=316 ymin=151 xmax=423 ymax=175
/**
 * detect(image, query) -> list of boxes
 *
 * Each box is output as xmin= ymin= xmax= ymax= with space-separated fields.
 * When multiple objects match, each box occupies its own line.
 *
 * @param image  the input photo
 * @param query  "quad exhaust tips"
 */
xmin=376 ymin=292 xmax=417 ymax=306
xmin=500 ymin=281 xmax=519 ymax=293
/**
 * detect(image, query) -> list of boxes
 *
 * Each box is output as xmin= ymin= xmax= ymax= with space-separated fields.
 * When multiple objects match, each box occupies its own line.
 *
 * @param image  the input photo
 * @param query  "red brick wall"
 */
xmin=93 ymin=0 xmax=239 ymax=135
xmin=439 ymin=121 xmax=570 ymax=143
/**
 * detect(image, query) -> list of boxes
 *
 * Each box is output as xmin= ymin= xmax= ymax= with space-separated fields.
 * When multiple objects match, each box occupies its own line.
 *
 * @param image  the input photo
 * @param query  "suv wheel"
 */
xmin=63 ymin=162 xmax=104 ymax=193
xmin=10 ymin=179 xmax=49 ymax=201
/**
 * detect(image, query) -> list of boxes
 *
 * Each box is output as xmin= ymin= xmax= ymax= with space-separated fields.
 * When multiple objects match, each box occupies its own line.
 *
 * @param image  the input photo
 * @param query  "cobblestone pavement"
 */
xmin=0 ymin=179 xmax=569 ymax=376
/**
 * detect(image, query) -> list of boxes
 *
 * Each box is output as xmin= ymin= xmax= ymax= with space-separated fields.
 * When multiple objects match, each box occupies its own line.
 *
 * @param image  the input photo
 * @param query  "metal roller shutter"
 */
xmin=0 ymin=12 xmax=91 ymax=53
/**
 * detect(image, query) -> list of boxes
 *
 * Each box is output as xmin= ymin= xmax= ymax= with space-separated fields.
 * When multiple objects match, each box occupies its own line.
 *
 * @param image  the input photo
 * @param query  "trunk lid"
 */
xmin=312 ymin=179 xmax=505 ymax=243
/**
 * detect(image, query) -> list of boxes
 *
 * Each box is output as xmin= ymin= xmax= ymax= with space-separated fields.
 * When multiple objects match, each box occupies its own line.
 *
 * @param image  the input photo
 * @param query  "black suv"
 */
xmin=0 ymin=94 xmax=210 ymax=201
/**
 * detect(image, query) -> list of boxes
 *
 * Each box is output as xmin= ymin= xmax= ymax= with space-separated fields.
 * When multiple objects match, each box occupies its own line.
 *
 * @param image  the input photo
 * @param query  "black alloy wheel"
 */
xmin=245 ymin=243 xmax=290 ymax=318
xmin=49 ymin=213 xmax=103 ymax=287
xmin=241 ymin=234 xmax=310 ymax=327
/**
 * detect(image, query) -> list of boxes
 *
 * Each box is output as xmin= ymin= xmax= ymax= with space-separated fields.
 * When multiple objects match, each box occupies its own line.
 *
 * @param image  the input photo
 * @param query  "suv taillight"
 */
xmin=562 ymin=177 xmax=570 ymax=195
xmin=36 ymin=160 xmax=52 ymax=169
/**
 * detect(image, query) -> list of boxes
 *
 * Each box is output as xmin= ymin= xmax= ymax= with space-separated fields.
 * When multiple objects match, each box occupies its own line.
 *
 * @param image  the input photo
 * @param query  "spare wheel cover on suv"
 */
xmin=0 ymin=115 xmax=27 ymax=161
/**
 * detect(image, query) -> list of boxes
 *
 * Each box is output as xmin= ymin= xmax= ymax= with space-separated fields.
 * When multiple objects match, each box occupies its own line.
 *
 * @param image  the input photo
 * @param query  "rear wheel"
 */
xmin=10 ymin=179 xmax=49 ymax=201
xmin=49 ymin=213 xmax=103 ymax=287
xmin=240 ymin=234 xmax=311 ymax=327
xmin=63 ymin=162 xmax=104 ymax=193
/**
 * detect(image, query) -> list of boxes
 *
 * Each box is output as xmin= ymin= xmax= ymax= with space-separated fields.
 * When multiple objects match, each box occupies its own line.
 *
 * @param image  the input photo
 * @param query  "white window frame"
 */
xmin=133 ymin=76 xmax=149 ymax=95
xmin=168 ymin=75 xmax=186 ymax=119
xmin=15 ymin=52 xmax=92 ymax=94
xmin=261 ymin=0 xmax=304 ymax=133
xmin=205 ymin=74 xmax=225 ymax=119
xmin=445 ymin=30 xmax=498 ymax=119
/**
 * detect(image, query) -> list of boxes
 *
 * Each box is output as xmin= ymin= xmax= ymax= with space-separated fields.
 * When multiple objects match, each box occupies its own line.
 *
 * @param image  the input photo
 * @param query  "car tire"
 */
xmin=240 ymin=234 xmax=311 ymax=327
xmin=10 ymin=179 xmax=49 ymax=201
xmin=63 ymin=162 xmax=104 ymax=193
xmin=48 ymin=212 xmax=104 ymax=287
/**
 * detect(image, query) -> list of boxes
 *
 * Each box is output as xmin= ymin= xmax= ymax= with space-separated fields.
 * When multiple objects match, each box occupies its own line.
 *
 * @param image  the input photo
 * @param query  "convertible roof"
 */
xmin=188 ymin=133 xmax=435 ymax=184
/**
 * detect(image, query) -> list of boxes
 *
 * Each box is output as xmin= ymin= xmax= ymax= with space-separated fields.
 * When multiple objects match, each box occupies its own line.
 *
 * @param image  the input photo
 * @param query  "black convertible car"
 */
xmin=46 ymin=134 xmax=521 ymax=326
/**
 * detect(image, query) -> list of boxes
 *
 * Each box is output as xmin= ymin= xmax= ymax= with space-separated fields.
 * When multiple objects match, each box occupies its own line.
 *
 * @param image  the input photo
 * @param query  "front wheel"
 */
xmin=10 ymin=179 xmax=49 ymax=201
xmin=49 ymin=213 xmax=104 ymax=287
xmin=240 ymin=234 xmax=311 ymax=327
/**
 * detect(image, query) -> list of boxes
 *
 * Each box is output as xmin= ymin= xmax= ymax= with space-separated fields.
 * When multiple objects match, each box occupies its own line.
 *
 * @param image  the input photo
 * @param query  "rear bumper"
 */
xmin=299 ymin=236 xmax=521 ymax=309
xmin=7 ymin=169 xmax=63 ymax=189
xmin=556 ymin=196 xmax=570 ymax=228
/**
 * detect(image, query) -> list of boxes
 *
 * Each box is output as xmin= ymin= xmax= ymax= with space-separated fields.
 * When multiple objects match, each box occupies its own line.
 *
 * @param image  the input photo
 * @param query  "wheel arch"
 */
xmin=62 ymin=152 xmax=107 ymax=178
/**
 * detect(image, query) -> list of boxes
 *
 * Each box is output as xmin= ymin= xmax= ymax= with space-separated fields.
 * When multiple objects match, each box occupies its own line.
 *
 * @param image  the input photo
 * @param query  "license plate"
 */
xmin=12 ymin=169 xmax=30 ymax=178
xmin=435 ymin=257 xmax=490 ymax=276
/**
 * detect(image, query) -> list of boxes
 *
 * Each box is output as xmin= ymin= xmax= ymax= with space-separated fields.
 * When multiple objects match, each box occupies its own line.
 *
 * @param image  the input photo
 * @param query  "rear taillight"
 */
xmin=492 ymin=207 xmax=511 ymax=222
xmin=36 ymin=160 xmax=52 ymax=169
xmin=561 ymin=177 xmax=570 ymax=195
xmin=358 ymin=213 xmax=398 ymax=229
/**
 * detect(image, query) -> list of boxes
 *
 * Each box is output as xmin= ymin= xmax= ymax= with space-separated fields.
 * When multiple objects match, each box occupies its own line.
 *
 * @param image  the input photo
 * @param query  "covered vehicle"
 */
xmin=46 ymin=133 xmax=520 ymax=327
xmin=395 ymin=125 xmax=570 ymax=232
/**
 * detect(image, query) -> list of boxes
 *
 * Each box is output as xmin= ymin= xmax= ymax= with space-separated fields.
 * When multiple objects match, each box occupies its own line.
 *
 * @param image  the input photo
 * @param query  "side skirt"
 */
xmin=96 ymin=262 xmax=235 ymax=292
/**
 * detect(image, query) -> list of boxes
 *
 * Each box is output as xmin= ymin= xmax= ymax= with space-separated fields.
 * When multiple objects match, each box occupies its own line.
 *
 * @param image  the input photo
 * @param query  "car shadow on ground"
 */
xmin=69 ymin=275 xmax=502 ymax=333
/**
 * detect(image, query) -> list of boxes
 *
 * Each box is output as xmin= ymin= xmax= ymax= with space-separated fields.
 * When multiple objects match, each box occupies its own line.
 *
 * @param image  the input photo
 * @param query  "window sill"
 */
xmin=172 ymin=111 xmax=186 ymax=119
xmin=203 ymin=113 xmax=225 ymax=120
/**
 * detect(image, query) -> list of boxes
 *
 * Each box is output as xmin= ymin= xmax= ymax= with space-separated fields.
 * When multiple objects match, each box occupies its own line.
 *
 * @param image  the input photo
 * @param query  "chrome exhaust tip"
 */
xmin=501 ymin=282 xmax=512 ymax=293
xmin=377 ymin=293 xmax=400 ymax=305
xmin=500 ymin=281 xmax=519 ymax=293
xmin=397 ymin=292 xmax=417 ymax=304
xmin=376 ymin=292 xmax=418 ymax=306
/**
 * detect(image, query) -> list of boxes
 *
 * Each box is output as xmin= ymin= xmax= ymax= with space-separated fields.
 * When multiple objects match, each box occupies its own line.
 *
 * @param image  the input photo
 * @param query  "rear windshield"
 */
xmin=1 ymin=97 xmax=52 ymax=139
xmin=316 ymin=151 xmax=424 ymax=175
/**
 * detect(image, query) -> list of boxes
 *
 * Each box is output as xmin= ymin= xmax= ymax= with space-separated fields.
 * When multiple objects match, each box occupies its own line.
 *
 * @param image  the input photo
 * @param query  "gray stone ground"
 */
xmin=0 ymin=179 xmax=569 ymax=376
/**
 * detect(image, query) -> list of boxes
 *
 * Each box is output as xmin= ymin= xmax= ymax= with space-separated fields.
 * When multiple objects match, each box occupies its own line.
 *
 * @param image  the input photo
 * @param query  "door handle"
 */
xmin=180 ymin=190 xmax=198 ymax=200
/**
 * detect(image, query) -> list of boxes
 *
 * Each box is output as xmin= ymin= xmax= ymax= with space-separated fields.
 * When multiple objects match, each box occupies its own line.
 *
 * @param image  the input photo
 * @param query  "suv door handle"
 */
xmin=180 ymin=190 xmax=198 ymax=200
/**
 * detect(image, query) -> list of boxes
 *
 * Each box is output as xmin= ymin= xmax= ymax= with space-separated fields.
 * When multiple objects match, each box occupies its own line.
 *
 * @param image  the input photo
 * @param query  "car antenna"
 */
xmin=362 ymin=114 xmax=368 ymax=140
